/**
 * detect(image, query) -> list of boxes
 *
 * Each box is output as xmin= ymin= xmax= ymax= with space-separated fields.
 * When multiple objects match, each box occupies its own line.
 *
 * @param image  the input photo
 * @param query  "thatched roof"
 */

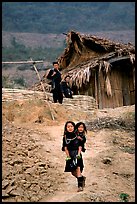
xmin=33 ymin=30 xmax=135 ymax=92
xmin=58 ymin=31 xmax=135 ymax=87
xmin=59 ymin=30 xmax=135 ymax=68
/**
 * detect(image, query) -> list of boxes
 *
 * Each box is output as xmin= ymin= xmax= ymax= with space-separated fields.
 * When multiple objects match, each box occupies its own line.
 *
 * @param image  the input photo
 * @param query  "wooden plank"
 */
xmin=98 ymin=71 xmax=102 ymax=109
xmin=108 ymin=56 xmax=130 ymax=64
xmin=111 ymin=68 xmax=123 ymax=107
xmin=2 ymin=60 xmax=43 ymax=64
xmin=128 ymin=68 xmax=135 ymax=105
xmin=94 ymin=71 xmax=98 ymax=107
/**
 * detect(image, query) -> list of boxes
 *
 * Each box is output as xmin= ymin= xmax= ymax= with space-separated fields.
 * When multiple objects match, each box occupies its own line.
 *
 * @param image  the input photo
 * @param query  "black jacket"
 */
xmin=47 ymin=69 xmax=62 ymax=90
xmin=62 ymin=132 xmax=81 ymax=151
xmin=61 ymin=81 xmax=73 ymax=98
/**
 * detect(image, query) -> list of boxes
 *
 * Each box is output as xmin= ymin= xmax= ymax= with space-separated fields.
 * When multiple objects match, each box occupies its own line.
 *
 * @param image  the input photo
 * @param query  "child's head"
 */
xmin=64 ymin=75 xmax=71 ymax=83
xmin=64 ymin=121 xmax=75 ymax=134
xmin=75 ymin=122 xmax=87 ymax=133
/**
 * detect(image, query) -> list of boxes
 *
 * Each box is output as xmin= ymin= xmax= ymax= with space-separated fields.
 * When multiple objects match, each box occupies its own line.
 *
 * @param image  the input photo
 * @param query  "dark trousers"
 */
xmin=53 ymin=88 xmax=63 ymax=104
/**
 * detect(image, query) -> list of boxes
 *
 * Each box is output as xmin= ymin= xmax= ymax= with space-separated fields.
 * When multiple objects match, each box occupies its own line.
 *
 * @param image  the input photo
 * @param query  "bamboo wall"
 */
xmin=96 ymin=62 xmax=135 ymax=109
xmin=78 ymin=61 xmax=135 ymax=109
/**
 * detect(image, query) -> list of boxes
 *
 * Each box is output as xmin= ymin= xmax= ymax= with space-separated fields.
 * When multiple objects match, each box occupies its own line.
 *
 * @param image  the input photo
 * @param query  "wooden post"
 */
xmin=2 ymin=60 xmax=43 ymax=64
xmin=94 ymin=71 xmax=98 ymax=107
xmin=30 ymin=58 xmax=55 ymax=120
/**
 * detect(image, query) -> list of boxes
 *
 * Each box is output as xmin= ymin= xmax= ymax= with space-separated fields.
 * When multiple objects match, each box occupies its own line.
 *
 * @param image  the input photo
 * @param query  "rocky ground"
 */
xmin=2 ymin=95 xmax=135 ymax=202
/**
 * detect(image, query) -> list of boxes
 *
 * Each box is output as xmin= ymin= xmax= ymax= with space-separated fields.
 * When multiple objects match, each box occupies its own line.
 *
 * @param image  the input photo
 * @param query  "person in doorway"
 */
xmin=75 ymin=122 xmax=87 ymax=153
xmin=62 ymin=121 xmax=86 ymax=192
xmin=61 ymin=75 xmax=73 ymax=98
xmin=46 ymin=61 xmax=63 ymax=104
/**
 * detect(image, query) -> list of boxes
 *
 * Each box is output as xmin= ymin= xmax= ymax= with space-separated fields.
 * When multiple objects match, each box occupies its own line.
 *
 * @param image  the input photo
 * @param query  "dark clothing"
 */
xmin=52 ymin=88 xmax=63 ymax=104
xmin=61 ymin=81 xmax=73 ymax=98
xmin=47 ymin=68 xmax=63 ymax=104
xmin=62 ymin=132 xmax=84 ymax=172
xmin=76 ymin=132 xmax=86 ymax=152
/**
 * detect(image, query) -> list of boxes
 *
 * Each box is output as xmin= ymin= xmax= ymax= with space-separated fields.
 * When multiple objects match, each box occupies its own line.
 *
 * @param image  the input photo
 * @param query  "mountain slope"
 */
xmin=2 ymin=2 xmax=135 ymax=34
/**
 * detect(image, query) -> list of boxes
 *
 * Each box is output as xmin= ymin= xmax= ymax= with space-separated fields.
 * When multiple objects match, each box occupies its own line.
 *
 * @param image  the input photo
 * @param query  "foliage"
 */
xmin=119 ymin=193 xmax=129 ymax=202
xmin=2 ymin=2 xmax=135 ymax=34
xmin=2 ymin=2 xmax=135 ymax=64
xmin=2 ymin=76 xmax=14 ymax=88
xmin=2 ymin=75 xmax=27 ymax=88
xmin=13 ymin=76 xmax=26 ymax=87
xmin=2 ymin=37 xmax=65 ymax=63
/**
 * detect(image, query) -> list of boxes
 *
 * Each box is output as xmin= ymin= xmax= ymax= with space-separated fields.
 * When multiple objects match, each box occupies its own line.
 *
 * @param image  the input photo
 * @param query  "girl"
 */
xmin=62 ymin=121 xmax=86 ymax=192
xmin=75 ymin=122 xmax=87 ymax=153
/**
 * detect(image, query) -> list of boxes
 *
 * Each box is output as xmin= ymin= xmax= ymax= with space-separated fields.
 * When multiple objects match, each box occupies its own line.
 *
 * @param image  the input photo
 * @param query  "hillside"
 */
xmin=2 ymin=29 xmax=135 ymax=89
xmin=2 ymin=2 xmax=135 ymax=34
xmin=2 ymin=89 xmax=135 ymax=202
xmin=2 ymin=30 xmax=135 ymax=49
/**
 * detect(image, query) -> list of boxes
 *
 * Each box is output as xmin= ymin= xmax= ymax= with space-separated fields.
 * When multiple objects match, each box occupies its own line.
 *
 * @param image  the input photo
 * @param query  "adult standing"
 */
xmin=46 ymin=61 xmax=63 ymax=104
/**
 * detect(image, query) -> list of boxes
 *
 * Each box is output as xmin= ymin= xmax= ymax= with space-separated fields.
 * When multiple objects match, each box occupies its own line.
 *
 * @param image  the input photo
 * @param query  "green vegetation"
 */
xmin=2 ymin=76 xmax=12 ymax=88
xmin=2 ymin=37 xmax=65 ymax=63
xmin=119 ymin=193 xmax=129 ymax=202
xmin=2 ymin=75 xmax=27 ymax=89
xmin=2 ymin=2 xmax=135 ymax=89
xmin=2 ymin=2 xmax=135 ymax=64
xmin=2 ymin=2 xmax=135 ymax=34
xmin=13 ymin=77 xmax=27 ymax=87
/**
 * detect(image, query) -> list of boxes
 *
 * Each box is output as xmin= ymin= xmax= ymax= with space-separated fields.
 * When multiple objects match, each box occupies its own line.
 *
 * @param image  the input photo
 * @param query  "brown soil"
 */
xmin=2 ymin=99 xmax=135 ymax=202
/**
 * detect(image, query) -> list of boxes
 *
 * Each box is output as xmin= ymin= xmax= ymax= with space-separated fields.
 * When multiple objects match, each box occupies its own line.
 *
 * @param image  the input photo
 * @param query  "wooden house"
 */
xmin=57 ymin=30 xmax=135 ymax=109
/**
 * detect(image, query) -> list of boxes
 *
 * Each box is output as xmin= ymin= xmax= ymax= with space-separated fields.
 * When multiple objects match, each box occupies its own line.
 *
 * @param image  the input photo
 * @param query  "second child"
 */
xmin=75 ymin=122 xmax=87 ymax=153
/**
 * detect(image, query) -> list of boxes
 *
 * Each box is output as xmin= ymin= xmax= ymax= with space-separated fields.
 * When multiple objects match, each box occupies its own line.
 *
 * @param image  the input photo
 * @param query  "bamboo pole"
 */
xmin=2 ymin=60 xmax=43 ymax=64
xmin=2 ymin=59 xmax=55 ymax=120
xmin=30 ymin=58 xmax=55 ymax=120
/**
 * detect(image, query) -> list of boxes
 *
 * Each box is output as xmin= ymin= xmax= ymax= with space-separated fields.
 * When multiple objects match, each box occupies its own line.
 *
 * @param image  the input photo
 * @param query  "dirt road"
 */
xmin=2 ymin=99 xmax=135 ymax=202
xmin=33 ymin=123 xmax=135 ymax=202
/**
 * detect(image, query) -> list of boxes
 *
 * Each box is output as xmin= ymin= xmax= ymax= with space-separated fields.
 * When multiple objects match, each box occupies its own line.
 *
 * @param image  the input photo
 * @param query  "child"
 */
xmin=61 ymin=75 xmax=73 ymax=98
xmin=62 ymin=121 xmax=86 ymax=192
xmin=75 ymin=122 xmax=87 ymax=153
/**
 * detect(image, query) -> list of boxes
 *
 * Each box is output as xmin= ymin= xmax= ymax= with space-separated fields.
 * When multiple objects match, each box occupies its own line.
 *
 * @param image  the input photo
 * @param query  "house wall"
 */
xmin=96 ymin=61 xmax=135 ymax=109
xmin=77 ymin=60 xmax=135 ymax=109
xmin=99 ymin=68 xmax=123 ymax=108
xmin=128 ymin=67 xmax=135 ymax=105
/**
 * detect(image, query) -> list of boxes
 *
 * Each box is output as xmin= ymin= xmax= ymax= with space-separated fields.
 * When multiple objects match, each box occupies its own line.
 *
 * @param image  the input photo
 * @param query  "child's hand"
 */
xmin=76 ymin=154 xmax=81 ymax=159
xmin=77 ymin=136 xmax=82 ymax=140
xmin=66 ymin=156 xmax=71 ymax=161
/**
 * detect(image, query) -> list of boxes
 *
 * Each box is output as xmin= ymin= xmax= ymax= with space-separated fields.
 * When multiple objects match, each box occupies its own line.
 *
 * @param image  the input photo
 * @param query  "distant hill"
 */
xmin=2 ymin=30 xmax=135 ymax=63
xmin=2 ymin=30 xmax=135 ymax=89
xmin=2 ymin=32 xmax=66 ymax=49
xmin=2 ymin=2 xmax=135 ymax=34
xmin=2 ymin=30 xmax=135 ymax=49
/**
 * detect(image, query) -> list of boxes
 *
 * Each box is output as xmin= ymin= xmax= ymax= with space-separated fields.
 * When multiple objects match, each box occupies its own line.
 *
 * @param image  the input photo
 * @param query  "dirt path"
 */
xmin=32 ymin=122 xmax=134 ymax=202
xmin=38 ymin=124 xmax=79 ymax=202
xmin=36 ymin=124 xmax=115 ymax=202
xmin=2 ymin=100 xmax=135 ymax=202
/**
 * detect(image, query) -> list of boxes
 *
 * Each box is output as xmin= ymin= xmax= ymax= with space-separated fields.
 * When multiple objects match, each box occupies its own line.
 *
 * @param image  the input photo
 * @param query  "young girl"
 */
xmin=75 ymin=122 xmax=87 ymax=153
xmin=62 ymin=121 xmax=86 ymax=192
